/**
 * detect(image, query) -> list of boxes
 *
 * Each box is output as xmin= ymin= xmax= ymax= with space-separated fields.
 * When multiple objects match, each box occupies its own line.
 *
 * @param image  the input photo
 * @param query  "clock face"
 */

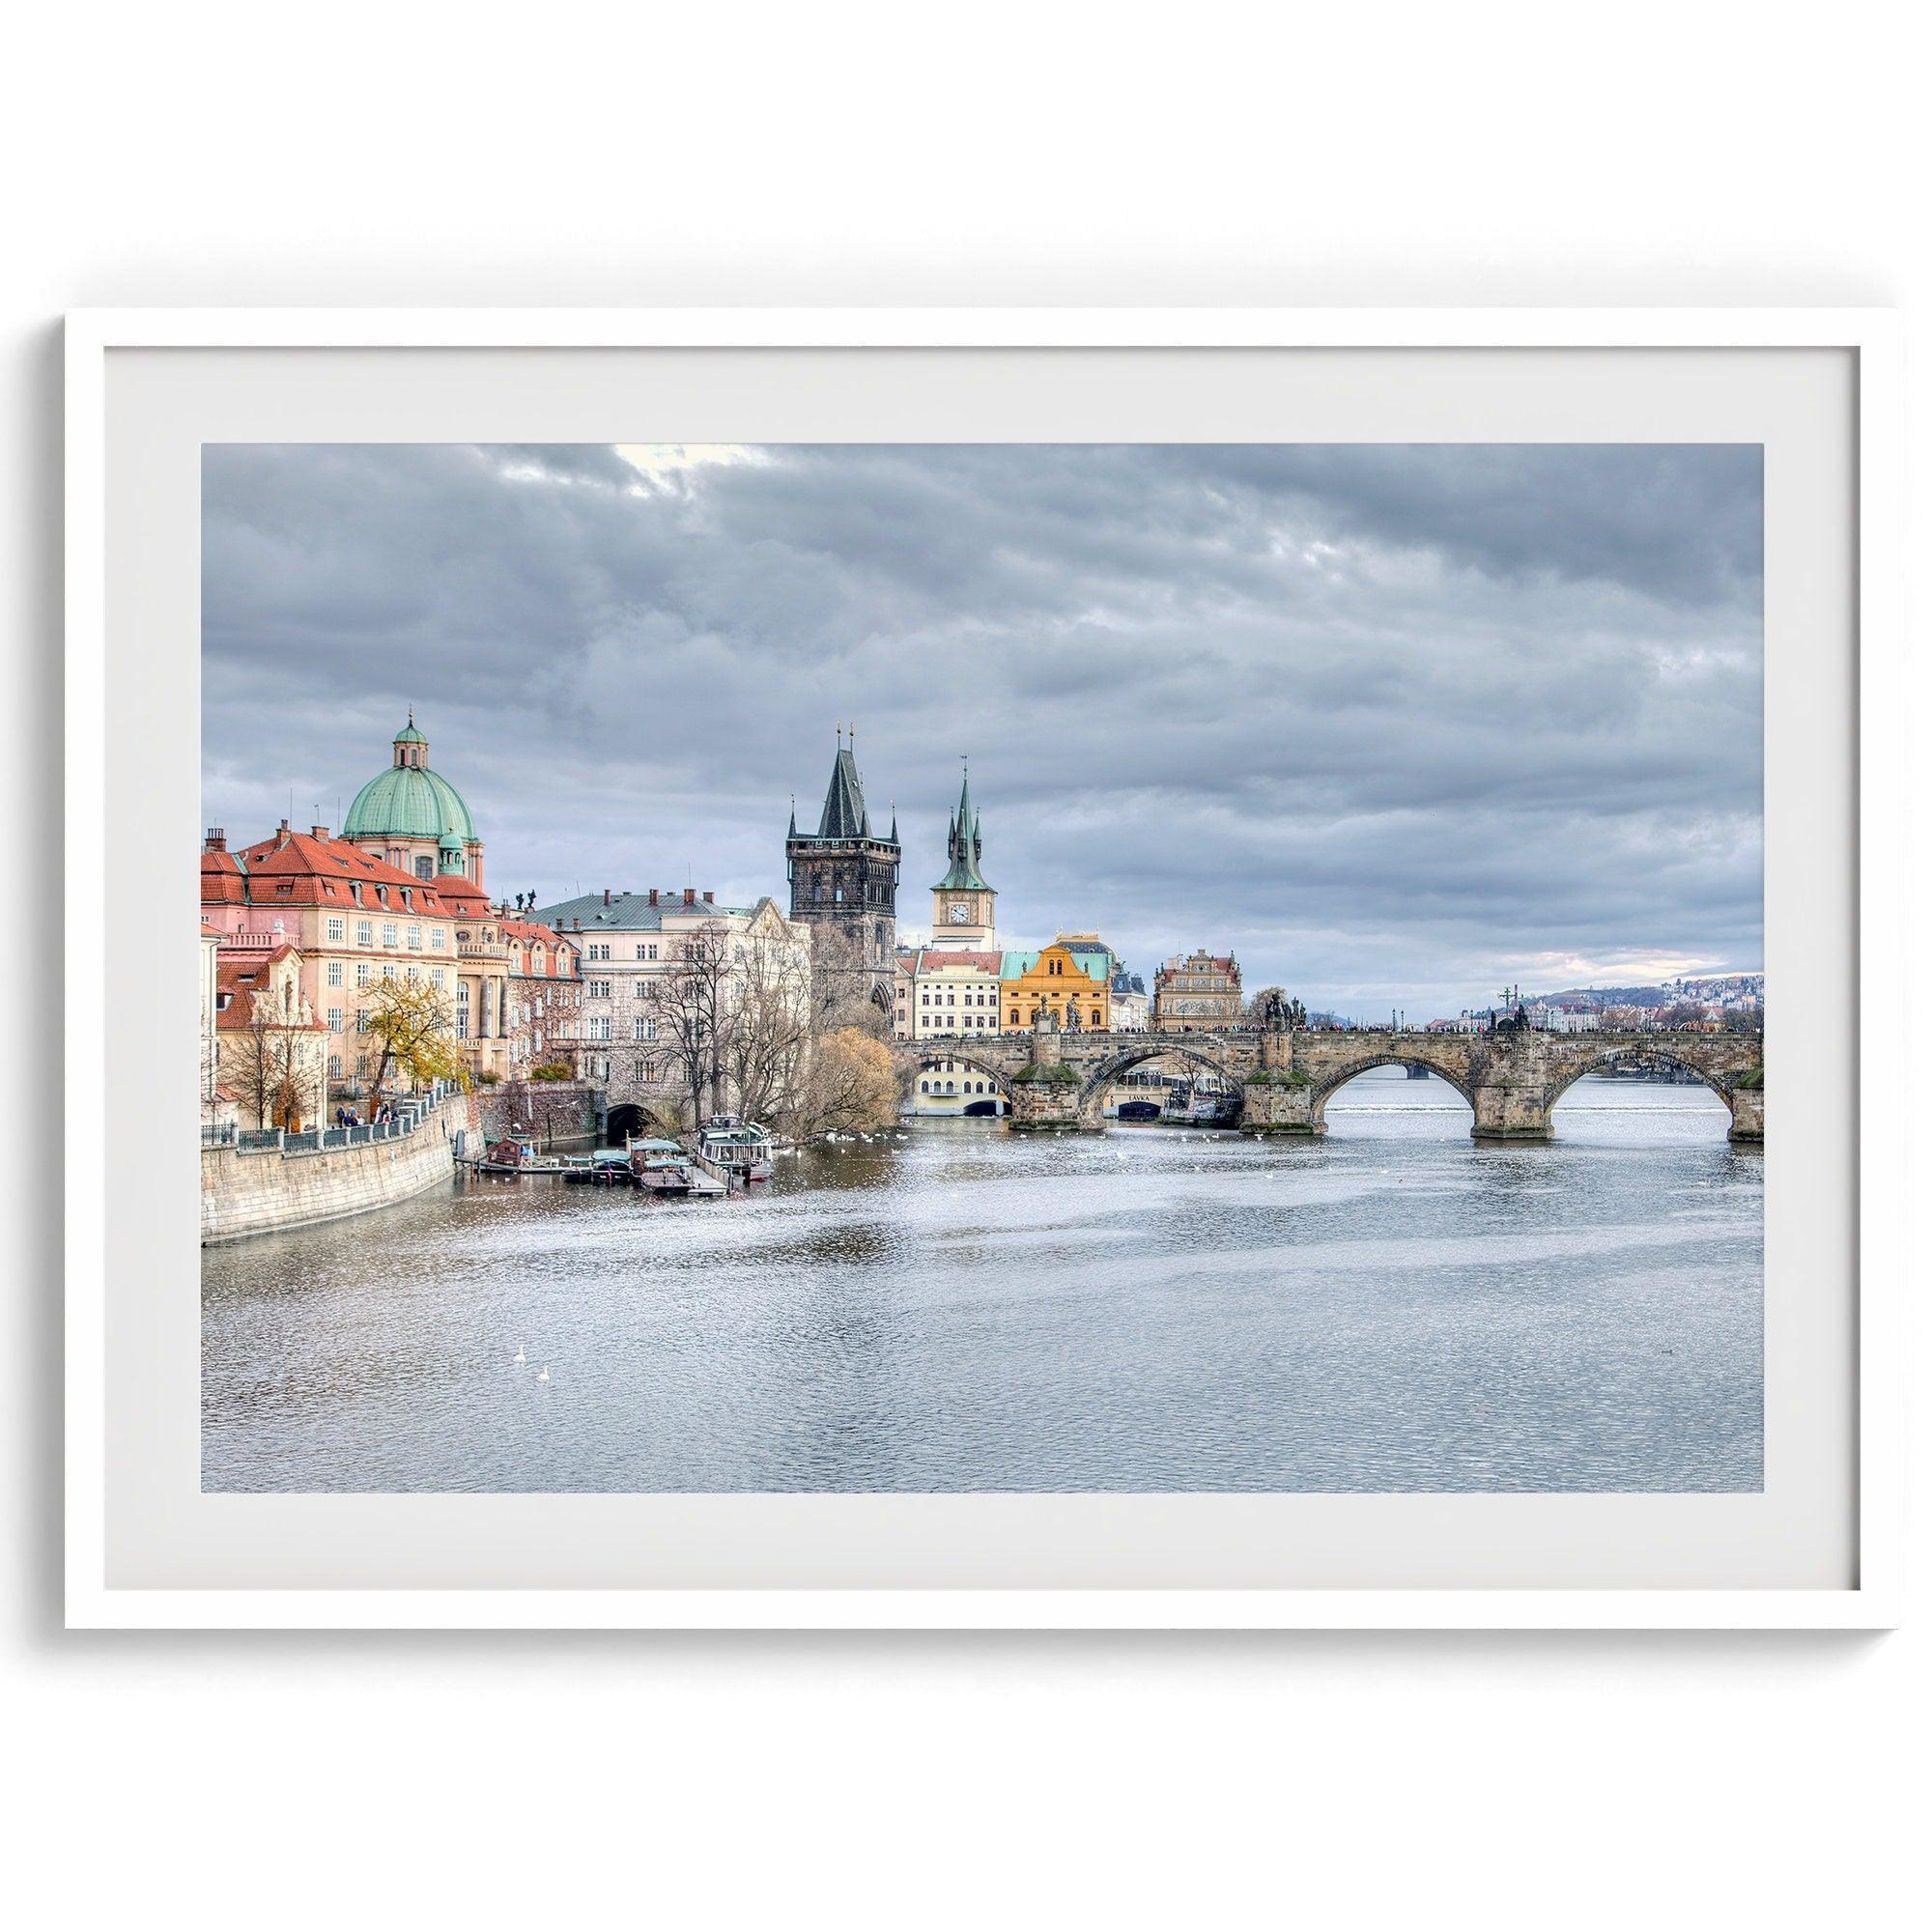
xmin=948 ymin=902 xmax=970 ymax=923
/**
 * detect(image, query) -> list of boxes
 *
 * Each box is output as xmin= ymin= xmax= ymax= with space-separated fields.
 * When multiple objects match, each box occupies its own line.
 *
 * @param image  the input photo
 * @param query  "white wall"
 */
xmin=6 ymin=6 xmax=1925 ymax=1926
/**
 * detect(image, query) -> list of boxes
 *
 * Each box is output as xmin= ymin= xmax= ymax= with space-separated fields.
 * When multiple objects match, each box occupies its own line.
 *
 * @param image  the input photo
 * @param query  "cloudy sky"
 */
xmin=202 ymin=441 xmax=1762 ymax=1019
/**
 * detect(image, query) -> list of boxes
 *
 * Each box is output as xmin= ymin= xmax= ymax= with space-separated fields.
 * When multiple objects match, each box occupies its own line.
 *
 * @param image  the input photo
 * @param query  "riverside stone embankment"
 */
xmin=201 ymin=1091 xmax=475 ymax=1244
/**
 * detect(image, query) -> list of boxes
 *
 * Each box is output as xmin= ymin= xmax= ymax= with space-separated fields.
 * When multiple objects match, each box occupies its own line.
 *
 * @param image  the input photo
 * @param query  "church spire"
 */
xmin=932 ymin=756 xmax=991 ymax=892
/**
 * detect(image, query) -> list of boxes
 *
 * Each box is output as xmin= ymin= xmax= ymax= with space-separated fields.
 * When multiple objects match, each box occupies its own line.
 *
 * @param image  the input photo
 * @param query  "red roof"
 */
xmin=203 ymin=827 xmax=458 ymax=916
xmin=214 ymin=953 xmax=324 ymax=1032
xmin=501 ymin=918 xmax=579 ymax=976
xmin=916 ymin=949 xmax=1003 ymax=974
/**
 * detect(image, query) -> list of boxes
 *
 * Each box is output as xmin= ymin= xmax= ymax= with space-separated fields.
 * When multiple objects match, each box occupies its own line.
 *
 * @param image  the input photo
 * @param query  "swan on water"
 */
xmin=514 ymin=1346 xmax=526 ymax=1365
xmin=538 ymin=1365 xmax=550 ymax=1382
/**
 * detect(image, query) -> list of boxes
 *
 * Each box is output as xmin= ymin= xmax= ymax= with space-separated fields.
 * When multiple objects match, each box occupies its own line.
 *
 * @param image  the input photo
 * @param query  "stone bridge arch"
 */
xmin=1306 ymin=1047 xmax=1478 ymax=1130
xmin=1073 ymin=1037 xmax=1251 ymax=1123
xmin=902 ymin=1044 xmax=1020 ymax=1111
xmin=1543 ymin=1038 xmax=1762 ymax=1142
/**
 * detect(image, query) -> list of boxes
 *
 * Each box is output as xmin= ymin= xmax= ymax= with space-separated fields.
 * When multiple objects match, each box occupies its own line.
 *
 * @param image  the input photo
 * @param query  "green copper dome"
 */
xmin=344 ymin=764 xmax=475 ymax=840
xmin=344 ymin=721 xmax=475 ymax=841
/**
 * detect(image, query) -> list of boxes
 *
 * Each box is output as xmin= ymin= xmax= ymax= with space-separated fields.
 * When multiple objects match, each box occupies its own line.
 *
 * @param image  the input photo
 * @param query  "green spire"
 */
xmin=932 ymin=759 xmax=990 ymax=891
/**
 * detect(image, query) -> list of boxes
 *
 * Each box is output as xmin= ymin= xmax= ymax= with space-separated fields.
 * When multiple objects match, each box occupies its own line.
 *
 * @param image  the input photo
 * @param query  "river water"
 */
xmin=201 ymin=1069 xmax=1763 ymax=1493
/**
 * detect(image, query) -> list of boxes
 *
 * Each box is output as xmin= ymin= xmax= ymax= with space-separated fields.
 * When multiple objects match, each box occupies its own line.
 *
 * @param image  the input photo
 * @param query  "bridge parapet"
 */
xmin=892 ymin=1025 xmax=1762 ymax=1143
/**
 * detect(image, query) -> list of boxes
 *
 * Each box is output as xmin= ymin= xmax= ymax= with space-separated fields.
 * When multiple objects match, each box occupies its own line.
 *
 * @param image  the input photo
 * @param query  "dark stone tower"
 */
xmin=785 ymin=728 xmax=900 ymax=1028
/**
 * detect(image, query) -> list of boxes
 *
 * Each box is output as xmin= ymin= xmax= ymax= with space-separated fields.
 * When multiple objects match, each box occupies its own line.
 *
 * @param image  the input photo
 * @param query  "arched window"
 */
xmin=919 ymin=1080 xmax=928 ymax=1094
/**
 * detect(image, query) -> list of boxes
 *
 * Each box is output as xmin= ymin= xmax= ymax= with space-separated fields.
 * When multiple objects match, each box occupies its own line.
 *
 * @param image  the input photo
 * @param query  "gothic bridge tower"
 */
xmin=928 ymin=760 xmax=996 ymax=949
xmin=785 ymin=728 xmax=900 ymax=1027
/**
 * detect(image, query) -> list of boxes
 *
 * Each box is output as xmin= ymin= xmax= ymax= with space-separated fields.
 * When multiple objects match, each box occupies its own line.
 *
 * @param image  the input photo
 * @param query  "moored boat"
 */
xmin=698 ymin=1114 xmax=774 ymax=1183
xmin=627 ymin=1136 xmax=697 ymax=1196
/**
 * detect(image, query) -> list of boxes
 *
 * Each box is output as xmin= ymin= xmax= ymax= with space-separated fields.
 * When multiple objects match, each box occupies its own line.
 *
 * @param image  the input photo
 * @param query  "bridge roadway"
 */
xmin=895 ymin=1025 xmax=1764 ymax=1143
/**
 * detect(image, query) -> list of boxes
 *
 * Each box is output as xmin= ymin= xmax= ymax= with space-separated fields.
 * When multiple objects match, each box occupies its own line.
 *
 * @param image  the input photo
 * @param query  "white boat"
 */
xmin=698 ymin=1115 xmax=774 ymax=1183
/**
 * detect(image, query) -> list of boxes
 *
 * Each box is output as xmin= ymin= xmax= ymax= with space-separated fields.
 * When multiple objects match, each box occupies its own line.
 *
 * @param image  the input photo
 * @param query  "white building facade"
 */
xmin=532 ymin=887 xmax=811 ymax=1121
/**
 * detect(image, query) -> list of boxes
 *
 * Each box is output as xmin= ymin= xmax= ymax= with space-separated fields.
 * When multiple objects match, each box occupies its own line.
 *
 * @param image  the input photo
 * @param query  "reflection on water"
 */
xmin=201 ymin=1070 xmax=1762 ymax=1493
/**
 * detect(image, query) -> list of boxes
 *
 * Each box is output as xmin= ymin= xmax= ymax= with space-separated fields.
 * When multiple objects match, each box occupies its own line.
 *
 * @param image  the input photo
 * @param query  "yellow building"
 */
xmin=1000 ymin=942 xmax=1112 ymax=1034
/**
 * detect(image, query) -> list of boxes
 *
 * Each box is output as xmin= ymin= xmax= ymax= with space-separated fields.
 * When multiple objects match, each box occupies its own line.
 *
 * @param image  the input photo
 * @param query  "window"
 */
xmin=431 ymin=968 xmax=445 ymax=988
xmin=431 ymin=927 xmax=445 ymax=950
xmin=646 ymin=943 xmax=658 ymax=961
xmin=587 ymin=1016 xmax=611 ymax=1041
xmin=1093 ymin=1010 xmax=1102 ymax=1028
xmin=381 ymin=963 xmax=395 ymax=980
xmin=408 ymin=924 xmax=422 ymax=949
xmin=326 ymin=917 xmax=345 ymax=943
xmin=327 ymin=1054 xmax=341 ymax=1077
xmin=635 ymin=980 xmax=650 ymax=997
xmin=355 ymin=962 xmax=372 ymax=988
xmin=588 ymin=943 xmax=610 ymax=961
xmin=588 ymin=980 xmax=611 ymax=999
xmin=415 ymin=856 xmax=434 ymax=880
xmin=355 ymin=1010 xmax=370 ymax=1034
xmin=382 ymin=923 xmax=398 ymax=947
xmin=356 ymin=921 xmax=373 ymax=947
xmin=327 ymin=960 xmax=343 ymax=987
xmin=406 ymin=967 xmax=420 ymax=983
xmin=327 ymin=1008 xmax=343 ymax=1032
xmin=920 ymin=1080 xmax=928 ymax=1094
xmin=633 ymin=1018 xmax=651 ymax=1041
xmin=635 ymin=944 xmax=649 ymax=959
xmin=634 ymin=1060 xmax=645 ymax=1082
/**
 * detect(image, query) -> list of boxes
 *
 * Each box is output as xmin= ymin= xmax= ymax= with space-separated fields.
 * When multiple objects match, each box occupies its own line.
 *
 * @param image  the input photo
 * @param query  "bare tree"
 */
xmin=644 ymin=922 xmax=735 ymax=1125
xmin=723 ymin=935 xmax=813 ymax=1126
xmin=228 ymin=980 xmax=326 ymax=1131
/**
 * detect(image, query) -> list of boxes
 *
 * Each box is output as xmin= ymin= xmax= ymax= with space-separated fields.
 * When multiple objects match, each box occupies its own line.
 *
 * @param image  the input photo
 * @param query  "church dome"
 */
xmin=343 ymin=718 xmax=476 ymax=842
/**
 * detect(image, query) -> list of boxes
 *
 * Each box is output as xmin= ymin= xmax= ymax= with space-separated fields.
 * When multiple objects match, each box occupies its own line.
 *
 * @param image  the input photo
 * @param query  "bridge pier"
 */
xmin=1237 ymin=1073 xmax=1321 ymax=1135
xmin=1469 ymin=1083 xmax=1553 ymax=1143
xmin=1726 ymin=1083 xmax=1764 ymax=1145
xmin=1006 ymin=1013 xmax=1099 ymax=1130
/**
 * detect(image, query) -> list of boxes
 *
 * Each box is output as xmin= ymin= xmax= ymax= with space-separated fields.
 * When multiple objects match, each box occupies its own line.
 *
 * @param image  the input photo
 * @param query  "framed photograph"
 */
xmin=66 ymin=309 xmax=1901 ymax=1629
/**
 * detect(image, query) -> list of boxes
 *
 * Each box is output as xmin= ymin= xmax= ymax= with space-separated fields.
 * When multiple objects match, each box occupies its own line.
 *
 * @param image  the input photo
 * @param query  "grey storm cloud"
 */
xmin=202 ymin=441 xmax=1762 ymax=1018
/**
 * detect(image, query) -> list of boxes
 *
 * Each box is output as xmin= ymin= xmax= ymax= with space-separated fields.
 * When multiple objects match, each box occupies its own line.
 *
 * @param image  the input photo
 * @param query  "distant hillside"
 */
xmin=1526 ymin=984 xmax=1672 ymax=1009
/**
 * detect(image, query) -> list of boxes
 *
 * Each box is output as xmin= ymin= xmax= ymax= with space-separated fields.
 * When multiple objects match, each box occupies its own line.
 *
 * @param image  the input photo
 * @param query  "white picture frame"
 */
xmin=66 ymin=308 xmax=1904 ymax=1631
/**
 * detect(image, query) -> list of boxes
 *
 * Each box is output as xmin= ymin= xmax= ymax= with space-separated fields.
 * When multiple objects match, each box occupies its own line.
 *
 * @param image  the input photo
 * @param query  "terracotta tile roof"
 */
xmin=501 ymin=918 xmax=580 ymax=977
xmin=214 ymin=954 xmax=324 ymax=1032
xmin=204 ymin=827 xmax=458 ymax=916
xmin=915 ymin=949 xmax=1003 ymax=974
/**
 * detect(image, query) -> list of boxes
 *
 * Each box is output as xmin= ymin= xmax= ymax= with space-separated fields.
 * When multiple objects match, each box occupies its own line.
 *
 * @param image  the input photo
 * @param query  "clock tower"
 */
xmin=929 ymin=761 xmax=996 ymax=950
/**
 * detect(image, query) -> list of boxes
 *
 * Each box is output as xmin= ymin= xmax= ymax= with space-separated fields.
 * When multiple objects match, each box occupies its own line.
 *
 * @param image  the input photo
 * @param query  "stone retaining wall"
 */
xmin=201 ymin=1093 xmax=472 ymax=1244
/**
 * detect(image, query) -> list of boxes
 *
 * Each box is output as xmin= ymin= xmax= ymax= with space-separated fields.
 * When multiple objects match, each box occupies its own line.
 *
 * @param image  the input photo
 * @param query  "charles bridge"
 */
xmin=896 ymin=1022 xmax=1765 ymax=1143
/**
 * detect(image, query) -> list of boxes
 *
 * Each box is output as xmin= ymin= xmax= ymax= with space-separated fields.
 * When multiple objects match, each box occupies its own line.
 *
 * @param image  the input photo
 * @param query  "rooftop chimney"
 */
xmin=203 ymin=828 xmax=226 ymax=852
xmin=603 ymin=888 xmax=611 ymax=906
xmin=702 ymin=890 xmax=714 ymax=903
xmin=311 ymin=825 xmax=328 ymax=840
xmin=274 ymin=818 xmax=292 ymax=847
xmin=649 ymin=889 xmax=659 ymax=906
xmin=684 ymin=887 xmax=696 ymax=905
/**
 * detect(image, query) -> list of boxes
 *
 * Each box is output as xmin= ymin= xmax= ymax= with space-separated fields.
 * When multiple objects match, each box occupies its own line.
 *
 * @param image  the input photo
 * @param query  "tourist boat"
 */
xmin=627 ymin=1136 xmax=700 ymax=1196
xmin=698 ymin=1115 xmax=774 ymax=1183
